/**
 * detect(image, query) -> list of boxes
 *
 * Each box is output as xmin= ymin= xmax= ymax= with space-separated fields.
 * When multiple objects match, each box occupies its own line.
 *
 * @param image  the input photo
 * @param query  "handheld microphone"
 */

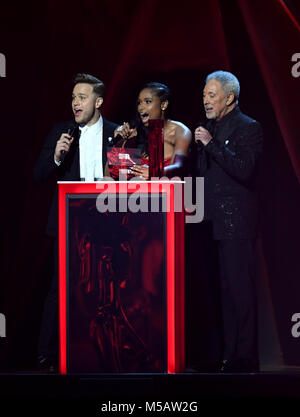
xmin=196 ymin=121 xmax=206 ymax=150
xmin=60 ymin=124 xmax=77 ymax=161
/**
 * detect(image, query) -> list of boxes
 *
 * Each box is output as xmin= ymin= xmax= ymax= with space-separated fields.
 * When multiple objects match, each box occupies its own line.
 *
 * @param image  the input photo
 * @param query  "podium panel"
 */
xmin=58 ymin=182 xmax=184 ymax=374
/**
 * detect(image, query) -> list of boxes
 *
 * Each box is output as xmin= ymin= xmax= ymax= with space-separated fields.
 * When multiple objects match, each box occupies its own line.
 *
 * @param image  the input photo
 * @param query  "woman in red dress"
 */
xmin=110 ymin=82 xmax=191 ymax=179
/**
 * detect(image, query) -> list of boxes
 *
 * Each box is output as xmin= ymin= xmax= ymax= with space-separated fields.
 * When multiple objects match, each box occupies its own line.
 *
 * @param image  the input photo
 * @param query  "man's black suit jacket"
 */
xmin=34 ymin=118 xmax=118 ymax=236
xmin=196 ymin=106 xmax=263 ymax=240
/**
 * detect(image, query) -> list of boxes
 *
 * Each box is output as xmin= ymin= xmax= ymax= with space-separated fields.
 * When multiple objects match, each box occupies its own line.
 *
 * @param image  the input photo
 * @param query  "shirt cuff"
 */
xmin=54 ymin=156 xmax=62 ymax=166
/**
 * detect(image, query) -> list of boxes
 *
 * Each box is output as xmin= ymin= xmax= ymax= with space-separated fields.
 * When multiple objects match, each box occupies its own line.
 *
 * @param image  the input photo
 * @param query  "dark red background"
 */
xmin=0 ymin=0 xmax=300 ymax=370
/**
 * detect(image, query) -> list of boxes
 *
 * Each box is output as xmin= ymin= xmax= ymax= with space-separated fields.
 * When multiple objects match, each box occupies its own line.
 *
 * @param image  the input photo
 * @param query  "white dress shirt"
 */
xmin=79 ymin=116 xmax=103 ymax=181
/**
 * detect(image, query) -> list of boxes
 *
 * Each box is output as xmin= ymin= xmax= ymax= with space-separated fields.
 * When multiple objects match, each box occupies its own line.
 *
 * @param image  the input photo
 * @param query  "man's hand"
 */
xmin=195 ymin=126 xmax=212 ymax=146
xmin=54 ymin=133 xmax=74 ymax=162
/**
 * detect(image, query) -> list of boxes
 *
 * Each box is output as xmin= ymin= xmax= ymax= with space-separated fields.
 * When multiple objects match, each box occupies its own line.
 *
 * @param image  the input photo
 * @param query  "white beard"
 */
xmin=205 ymin=111 xmax=216 ymax=119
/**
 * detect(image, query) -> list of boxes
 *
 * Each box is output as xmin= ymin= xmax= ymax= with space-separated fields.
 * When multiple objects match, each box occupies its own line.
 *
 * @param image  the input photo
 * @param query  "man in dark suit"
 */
xmin=34 ymin=73 xmax=118 ymax=370
xmin=195 ymin=70 xmax=263 ymax=372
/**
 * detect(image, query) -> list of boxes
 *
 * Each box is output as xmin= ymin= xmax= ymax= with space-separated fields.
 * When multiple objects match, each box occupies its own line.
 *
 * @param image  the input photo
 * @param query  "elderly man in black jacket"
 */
xmin=34 ymin=73 xmax=118 ymax=370
xmin=195 ymin=70 xmax=263 ymax=372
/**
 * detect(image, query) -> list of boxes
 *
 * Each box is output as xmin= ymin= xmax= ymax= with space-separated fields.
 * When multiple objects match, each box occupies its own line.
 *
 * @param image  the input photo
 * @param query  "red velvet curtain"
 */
xmin=238 ymin=0 xmax=300 ymax=183
xmin=102 ymin=0 xmax=230 ymax=112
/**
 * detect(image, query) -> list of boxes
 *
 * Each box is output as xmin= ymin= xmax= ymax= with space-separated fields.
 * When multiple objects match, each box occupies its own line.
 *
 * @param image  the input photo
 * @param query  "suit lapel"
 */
xmin=102 ymin=119 xmax=108 ymax=168
xmin=68 ymin=126 xmax=80 ymax=179
xmin=215 ymin=110 xmax=239 ymax=146
xmin=102 ymin=118 xmax=114 ymax=167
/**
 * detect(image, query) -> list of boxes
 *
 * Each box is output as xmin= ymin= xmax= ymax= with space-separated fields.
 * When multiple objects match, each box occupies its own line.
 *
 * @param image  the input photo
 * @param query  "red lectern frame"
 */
xmin=58 ymin=181 xmax=185 ymax=374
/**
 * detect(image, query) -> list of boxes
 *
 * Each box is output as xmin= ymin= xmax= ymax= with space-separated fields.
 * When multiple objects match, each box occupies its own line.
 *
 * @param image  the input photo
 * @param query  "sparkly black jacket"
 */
xmin=196 ymin=107 xmax=263 ymax=240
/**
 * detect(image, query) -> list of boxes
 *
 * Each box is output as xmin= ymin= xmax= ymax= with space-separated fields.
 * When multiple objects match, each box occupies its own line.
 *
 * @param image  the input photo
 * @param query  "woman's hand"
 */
xmin=114 ymin=122 xmax=137 ymax=139
xmin=130 ymin=164 xmax=149 ymax=180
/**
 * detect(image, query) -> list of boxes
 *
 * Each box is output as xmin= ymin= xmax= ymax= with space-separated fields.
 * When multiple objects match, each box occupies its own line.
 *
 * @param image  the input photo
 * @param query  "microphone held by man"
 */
xmin=55 ymin=125 xmax=77 ymax=163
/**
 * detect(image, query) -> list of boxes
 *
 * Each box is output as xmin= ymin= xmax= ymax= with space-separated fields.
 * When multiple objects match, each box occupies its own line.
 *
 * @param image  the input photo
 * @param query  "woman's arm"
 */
xmin=131 ymin=122 xmax=192 ymax=179
xmin=164 ymin=123 xmax=191 ymax=178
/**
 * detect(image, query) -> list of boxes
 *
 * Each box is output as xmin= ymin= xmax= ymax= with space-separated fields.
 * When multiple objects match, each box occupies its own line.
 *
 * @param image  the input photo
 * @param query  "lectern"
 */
xmin=58 ymin=181 xmax=185 ymax=374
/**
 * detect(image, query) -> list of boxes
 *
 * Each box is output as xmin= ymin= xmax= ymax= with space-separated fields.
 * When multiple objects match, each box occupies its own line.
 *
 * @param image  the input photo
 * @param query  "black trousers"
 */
xmin=217 ymin=239 xmax=258 ymax=364
xmin=38 ymin=238 xmax=58 ymax=359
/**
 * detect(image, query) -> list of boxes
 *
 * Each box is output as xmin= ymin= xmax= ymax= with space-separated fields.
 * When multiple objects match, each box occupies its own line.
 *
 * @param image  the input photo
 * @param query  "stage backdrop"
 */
xmin=0 ymin=0 xmax=300 ymax=370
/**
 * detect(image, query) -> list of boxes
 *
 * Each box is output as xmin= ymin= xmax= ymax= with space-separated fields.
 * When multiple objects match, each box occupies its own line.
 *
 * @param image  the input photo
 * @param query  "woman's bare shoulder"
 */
xmin=168 ymin=120 xmax=192 ymax=139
